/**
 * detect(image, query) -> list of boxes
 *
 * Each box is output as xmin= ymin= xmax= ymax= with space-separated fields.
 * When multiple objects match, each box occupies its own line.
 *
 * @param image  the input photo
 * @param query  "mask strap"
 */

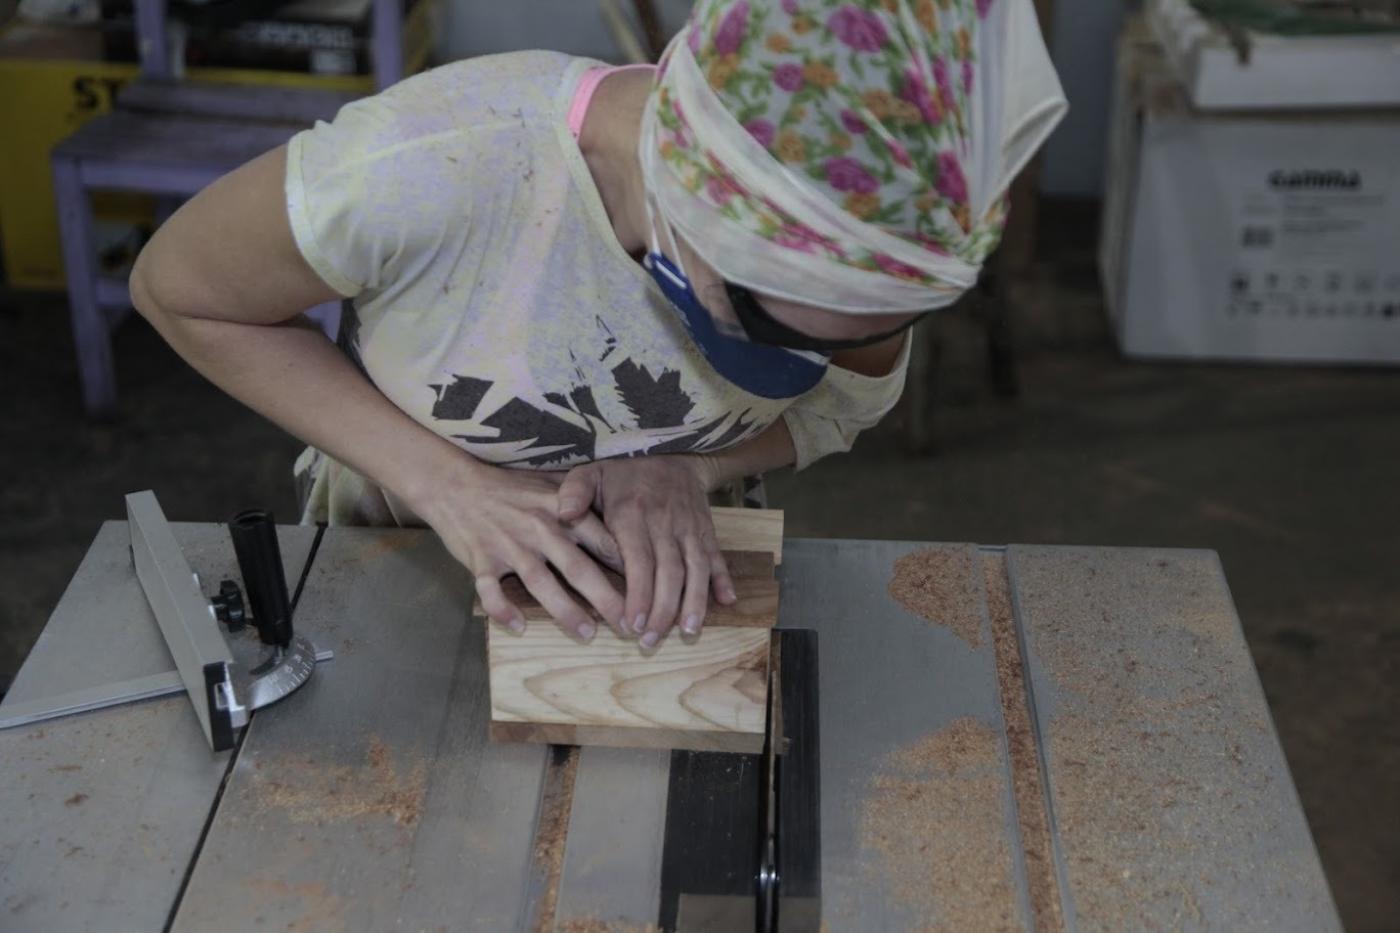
xmin=644 ymin=195 xmax=690 ymax=282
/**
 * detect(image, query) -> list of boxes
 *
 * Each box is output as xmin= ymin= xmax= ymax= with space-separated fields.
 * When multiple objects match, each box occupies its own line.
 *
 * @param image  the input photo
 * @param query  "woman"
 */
xmin=130 ymin=0 xmax=1065 ymax=647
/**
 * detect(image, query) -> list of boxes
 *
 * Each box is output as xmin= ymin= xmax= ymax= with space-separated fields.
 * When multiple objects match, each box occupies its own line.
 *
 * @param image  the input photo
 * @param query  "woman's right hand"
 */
xmin=415 ymin=460 xmax=627 ymax=642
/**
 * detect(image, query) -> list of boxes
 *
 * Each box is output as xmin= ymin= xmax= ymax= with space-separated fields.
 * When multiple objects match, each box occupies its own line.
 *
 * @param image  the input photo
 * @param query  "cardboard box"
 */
xmin=1146 ymin=0 xmax=1400 ymax=111
xmin=1099 ymin=21 xmax=1400 ymax=365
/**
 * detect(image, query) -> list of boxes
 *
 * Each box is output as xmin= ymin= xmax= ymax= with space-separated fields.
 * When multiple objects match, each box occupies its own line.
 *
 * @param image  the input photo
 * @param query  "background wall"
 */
xmin=435 ymin=0 xmax=1127 ymax=198
xmin=1038 ymin=0 xmax=1134 ymax=197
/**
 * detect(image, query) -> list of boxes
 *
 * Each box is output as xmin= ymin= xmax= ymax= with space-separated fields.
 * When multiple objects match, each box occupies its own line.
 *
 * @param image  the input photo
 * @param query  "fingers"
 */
xmin=568 ymin=513 xmax=624 ymax=574
xmin=701 ymin=525 xmax=736 ymax=606
xmin=542 ymin=537 xmax=626 ymax=638
xmin=678 ymin=537 xmax=711 ymax=639
xmin=475 ymin=574 xmax=524 ymax=634
xmin=557 ymin=464 xmax=600 ymax=522
xmin=517 ymin=558 xmax=597 ymax=642
xmin=613 ymin=508 xmax=656 ymax=639
xmin=641 ymin=537 xmax=684 ymax=649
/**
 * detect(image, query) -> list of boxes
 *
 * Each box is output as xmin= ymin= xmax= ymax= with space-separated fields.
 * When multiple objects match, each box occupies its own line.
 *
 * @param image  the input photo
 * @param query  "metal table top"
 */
xmin=0 ymin=523 xmax=1339 ymax=931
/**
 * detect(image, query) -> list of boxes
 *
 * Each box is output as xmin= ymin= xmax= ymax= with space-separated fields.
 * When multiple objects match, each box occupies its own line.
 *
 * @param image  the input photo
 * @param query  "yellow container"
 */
xmin=0 ymin=7 xmax=433 ymax=290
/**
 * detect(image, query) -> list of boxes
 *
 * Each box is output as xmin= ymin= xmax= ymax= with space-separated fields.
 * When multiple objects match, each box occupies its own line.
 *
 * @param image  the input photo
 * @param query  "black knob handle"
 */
xmin=211 ymin=580 xmax=246 ymax=632
xmin=228 ymin=509 xmax=293 ymax=648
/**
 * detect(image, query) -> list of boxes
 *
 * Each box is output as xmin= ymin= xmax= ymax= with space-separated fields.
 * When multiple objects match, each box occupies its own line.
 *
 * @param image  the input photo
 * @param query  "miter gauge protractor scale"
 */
xmin=0 ymin=491 xmax=329 ymax=751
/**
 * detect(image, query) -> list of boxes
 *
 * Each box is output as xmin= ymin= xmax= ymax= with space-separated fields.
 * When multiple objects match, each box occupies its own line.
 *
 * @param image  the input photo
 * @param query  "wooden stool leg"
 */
xmin=371 ymin=0 xmax=404 ymax=90
xmin=52 ymin=157 xmax=117 ymax=417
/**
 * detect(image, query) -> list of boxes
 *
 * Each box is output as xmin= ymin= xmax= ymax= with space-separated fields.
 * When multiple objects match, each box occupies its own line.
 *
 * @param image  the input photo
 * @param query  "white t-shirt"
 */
xmin=286 ymin=51 xmax=909 ymax=525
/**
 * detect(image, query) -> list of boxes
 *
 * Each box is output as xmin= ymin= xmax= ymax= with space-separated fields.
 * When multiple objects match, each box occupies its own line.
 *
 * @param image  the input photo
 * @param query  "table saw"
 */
xmin=0 ymin=510 xmax=1341 ymax=930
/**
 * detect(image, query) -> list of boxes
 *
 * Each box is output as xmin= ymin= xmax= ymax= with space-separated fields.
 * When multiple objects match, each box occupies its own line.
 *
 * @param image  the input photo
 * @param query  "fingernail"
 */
xmin=560 ymin=497 xmax=580 ymax=514
xmin=507 ymin=617 xmax=526 ymax=634
xmin=640 ymin=631 xmax=659 ymax=649
xmin=616 ymin=617 xmax=630 ymax=636
xmin=682 ymin=614 xmax=700 ymax=635
xmin=724 ymin=584 xmax=737 ymax=602
xmin=577 ymin=622 xmax=596 ymax=641
xmin=633 ymin=614 xmax=648 ymax=634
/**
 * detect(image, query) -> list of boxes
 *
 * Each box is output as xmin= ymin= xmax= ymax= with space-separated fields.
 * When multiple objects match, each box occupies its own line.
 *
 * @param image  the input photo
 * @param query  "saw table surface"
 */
xmin=0 ymin=523 xmax=1339 ymax=931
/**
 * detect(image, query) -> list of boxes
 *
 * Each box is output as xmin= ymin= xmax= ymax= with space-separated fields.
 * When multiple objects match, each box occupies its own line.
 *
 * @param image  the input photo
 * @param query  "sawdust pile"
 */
xmin=1022 ymin=550 xmax=1318 ymax=929
xmin=858 ymin=717 xmax=1020 ymax=931
xmin=887 ymin=547 xmax=985 ymax=648
xmin=555 ymin=921 xmax=658 ymax=933
xmin=252 ymin=735 xmax=427 ymax=828
xmin=531 ymin=747 xmax=581 ymax=931
xmin=981 ymin=553 xmax=1064 ymax=933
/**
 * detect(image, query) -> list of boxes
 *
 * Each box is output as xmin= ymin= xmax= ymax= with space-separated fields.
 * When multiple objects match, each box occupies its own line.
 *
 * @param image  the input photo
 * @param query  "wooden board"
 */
xmin=488 ymin=623 xmax=771 ymax=753
xmin=173 ymin=528 xmax=551 ymax=931
xmin=481 ymin=518 xmax=783 ymax=754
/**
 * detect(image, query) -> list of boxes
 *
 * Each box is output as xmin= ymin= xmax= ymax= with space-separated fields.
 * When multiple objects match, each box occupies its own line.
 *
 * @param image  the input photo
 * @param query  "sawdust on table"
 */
xmin=351 ymin=529 xmax=421 ymax=562
xmin=529 ymin=747 xmax=581 ymax=933
xmin=887 ymin=547 xmax=985 ymax=648
xmin=858 ymin=716 xmax=1021 ymax=931
xmin=251 ymin=735 xmax=426 ymax=828
xmin=1024 ymin=550 xmax=1315 ymax=929
xmin=981 ymin=553 xmax=1064 ymax=933
xmin=555 ymin=921 xmax=658 ymax=933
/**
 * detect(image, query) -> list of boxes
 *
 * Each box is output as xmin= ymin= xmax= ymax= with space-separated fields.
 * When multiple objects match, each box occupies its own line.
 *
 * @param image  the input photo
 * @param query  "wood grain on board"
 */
xmin=487 ymin=623 xmax=772 ymax=754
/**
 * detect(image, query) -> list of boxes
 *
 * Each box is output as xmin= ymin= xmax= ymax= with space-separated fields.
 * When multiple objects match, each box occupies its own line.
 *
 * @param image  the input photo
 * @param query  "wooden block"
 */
xmin=487 ymin=624 xmax=771 ymax=754
xmin=482 ymin=509 xmax=784 ymax=753
xmin=711 ymin=507 xmax=784 ymax=564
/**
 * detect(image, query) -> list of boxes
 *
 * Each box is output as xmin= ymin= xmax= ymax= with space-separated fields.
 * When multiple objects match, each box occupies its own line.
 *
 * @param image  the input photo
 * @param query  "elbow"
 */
xmin=128 ymin=246 xmax=164 ymax=325
xmin=128 ymin=239 xmax=190 ymax=338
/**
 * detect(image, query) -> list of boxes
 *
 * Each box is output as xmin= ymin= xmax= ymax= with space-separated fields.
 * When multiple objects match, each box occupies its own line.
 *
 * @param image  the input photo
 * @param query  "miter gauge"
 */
xmin=0 ymin=491 xmax=328 ymax=751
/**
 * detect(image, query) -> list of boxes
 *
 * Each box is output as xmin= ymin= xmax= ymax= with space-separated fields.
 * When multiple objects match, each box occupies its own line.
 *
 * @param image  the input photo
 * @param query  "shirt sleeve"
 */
xmin=780 ymin=334 xmax=912 ymax=471
xmin=284 ymin=85 xmax=479 ymax=298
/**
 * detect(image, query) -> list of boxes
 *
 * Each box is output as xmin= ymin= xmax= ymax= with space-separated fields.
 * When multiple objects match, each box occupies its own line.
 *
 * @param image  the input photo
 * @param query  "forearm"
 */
xmin=136 ymin=302 xmax=477 ymax=514
xmin=687 ymin=418 xmax=797 ymax=492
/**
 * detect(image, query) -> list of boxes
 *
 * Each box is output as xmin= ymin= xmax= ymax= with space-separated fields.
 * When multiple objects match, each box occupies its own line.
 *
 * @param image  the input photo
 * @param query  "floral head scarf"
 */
xmin=639 ymin=0 xmax=1066 ymax=314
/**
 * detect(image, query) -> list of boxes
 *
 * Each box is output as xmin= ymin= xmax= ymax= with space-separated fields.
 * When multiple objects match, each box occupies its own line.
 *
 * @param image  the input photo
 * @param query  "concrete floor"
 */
xmin=2 ymin=205 xmax=1395 ymax=930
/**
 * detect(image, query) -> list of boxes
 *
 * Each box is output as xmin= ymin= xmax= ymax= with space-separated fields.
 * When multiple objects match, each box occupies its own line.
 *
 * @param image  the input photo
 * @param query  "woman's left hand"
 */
xmin=555 ymin=456 xmax=737 ymax=647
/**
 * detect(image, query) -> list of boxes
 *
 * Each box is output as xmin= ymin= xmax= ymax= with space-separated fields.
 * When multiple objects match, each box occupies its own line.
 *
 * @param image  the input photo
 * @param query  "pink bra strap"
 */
xmin=568 ymin=63 xmax=658 ymax=139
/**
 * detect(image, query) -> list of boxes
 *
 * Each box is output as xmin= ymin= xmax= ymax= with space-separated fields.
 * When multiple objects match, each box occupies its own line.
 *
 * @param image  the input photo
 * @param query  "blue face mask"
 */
xmin=644 ymin=250 xmax=829 ymax=400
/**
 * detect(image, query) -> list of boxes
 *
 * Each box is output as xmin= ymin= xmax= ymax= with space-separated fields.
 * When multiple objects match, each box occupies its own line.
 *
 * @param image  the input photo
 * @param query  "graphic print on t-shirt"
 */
xmin=427 ymin=355 xmax=761 ymax=467
xmin=340 ymin=300 xmax=763 ymax=468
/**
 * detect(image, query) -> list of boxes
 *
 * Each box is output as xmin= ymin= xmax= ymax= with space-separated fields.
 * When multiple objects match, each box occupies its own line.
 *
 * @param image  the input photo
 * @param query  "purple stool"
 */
xmin=52 ymin=0 xmax=403 ymax=416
